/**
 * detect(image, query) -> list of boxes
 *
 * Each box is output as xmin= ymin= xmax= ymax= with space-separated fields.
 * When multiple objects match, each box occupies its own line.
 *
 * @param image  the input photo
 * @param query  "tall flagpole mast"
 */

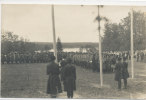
xmin=131 ymin=8 xmax=134 ymax=79
xmin=51 ymin=5 xmax=58 ymax=63
xmin=98 ymin=5 xmax=103 ymax=87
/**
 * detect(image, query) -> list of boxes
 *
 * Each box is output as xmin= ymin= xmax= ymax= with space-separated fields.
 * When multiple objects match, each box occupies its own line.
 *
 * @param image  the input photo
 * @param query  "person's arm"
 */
xmin=56 ymin=65 xmax=60 ymax=75
xmin=126 ymin=62 xmax=128 ymax=69
xmin=74 ymin=67 xmax=76 ymax=80
xmin=115 ymin=64 xmax=117 ymax=70
xmin=46 ymin=65 xmax=49 ymax=75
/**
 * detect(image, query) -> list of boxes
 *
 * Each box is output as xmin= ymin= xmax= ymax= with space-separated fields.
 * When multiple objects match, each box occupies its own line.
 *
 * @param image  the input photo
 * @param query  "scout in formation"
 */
xmin=2 ymin=51 xmax=144 ymax=98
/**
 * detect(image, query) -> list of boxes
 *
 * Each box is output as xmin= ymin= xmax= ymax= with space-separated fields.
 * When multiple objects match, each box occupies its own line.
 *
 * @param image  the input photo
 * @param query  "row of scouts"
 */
xmin=46 ymin=55 xmax=76 ymax=98
xmin=136 ymin=51 xmax=145 ymax=62
xmin=1 ymin=52 xmax=52 ymax=64
xmin=72 ymin=53 xmax=128 ymax=73
xmin=1 ymin=52 xmax=73 ymax=64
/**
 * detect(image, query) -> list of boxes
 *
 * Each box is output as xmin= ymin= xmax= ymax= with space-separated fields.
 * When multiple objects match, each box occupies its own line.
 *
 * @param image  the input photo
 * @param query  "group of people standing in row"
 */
xmin=46 ymin=55 xmax=76 ymax=98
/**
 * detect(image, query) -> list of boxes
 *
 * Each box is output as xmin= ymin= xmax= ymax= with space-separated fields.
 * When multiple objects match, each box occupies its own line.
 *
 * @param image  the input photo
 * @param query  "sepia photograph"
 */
xmin=1 ymin=4 xmax=146 ymax=99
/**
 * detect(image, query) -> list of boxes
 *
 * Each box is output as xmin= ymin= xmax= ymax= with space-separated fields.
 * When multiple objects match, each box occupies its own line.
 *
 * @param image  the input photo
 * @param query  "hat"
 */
xmin=50 ymin=55 xmax=56 ymax=61
xmin=123 ymin=57 xmax=126 ymax=61
xmin=66 ymin=58 xmax=72 ymax=63
xmin=118 ymin=57 xmax=121 ymax=61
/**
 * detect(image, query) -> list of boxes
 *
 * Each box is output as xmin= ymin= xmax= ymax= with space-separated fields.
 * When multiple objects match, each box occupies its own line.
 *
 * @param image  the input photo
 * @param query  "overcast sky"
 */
xmin=2 ymin=5 xmax=146 ymax=42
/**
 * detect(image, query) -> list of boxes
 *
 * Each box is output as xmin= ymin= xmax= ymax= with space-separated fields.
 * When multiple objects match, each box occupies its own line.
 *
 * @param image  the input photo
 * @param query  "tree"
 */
xmin=1 ymin=31 xmax=19 ymax=54
xmin=56 ymin=37 xmax=63 ymax=61
xmin=56 ymin=37 xmax=63 ymax=53
xmin=102 ymin=10 xmax=146 ymax=51
xmin=102 ymin=23 xmax=122 ymax=51
xmin=44 ymin=45 xmax=51 ymax=52
xmin=120 ymin=10 xmax=146 ymax=50
xmin=1 ymin=31 xmax=37 ymax=54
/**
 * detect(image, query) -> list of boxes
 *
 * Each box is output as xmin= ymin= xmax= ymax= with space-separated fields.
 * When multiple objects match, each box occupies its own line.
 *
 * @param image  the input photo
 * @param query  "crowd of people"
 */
xmin=1 ymin=52 xmax=51 ymax=64
xmin=1 ymin=52 xmax=72 ymax=64
xmin=136 ymin=51 xmax=145 ymax=62
xmin=46 ymin=52 xmax=131 ymax=98
xmin=72 ymin=52 xmax=130 ymax=73
xmin=1 ymin=50 xmax=146 ymax=98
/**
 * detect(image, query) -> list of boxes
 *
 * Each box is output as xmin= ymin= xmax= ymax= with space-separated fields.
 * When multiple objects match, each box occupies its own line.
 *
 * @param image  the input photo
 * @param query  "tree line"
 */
xmin=1 ymin=31 xmax=51 ymax=54
xmin=102 ymin=10 xmax=146 ymax=51
xmin=2 ymin=10 xmax=146 ymax=54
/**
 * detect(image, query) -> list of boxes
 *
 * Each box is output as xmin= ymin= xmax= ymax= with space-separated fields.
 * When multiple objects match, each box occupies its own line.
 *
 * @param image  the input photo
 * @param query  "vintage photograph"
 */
xmin=1 ymin=4 xmax=146 ymax=99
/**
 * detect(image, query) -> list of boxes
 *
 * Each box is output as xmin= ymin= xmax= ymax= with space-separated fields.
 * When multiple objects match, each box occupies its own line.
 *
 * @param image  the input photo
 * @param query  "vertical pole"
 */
xmin=131 ymin=8 xmax=134 ymax=79
xmin=0 ymin=3 xmax=1 ymax=97
xmin=51 ymin=5 xmax=58 ymax=63
xmin=98 ymin=6 xmax=103 ymax=87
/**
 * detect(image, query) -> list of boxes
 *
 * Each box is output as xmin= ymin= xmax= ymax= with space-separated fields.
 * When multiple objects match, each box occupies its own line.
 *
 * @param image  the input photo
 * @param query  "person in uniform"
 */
xmin=60 ymin=56 xmax=67 ymax=91
xmin=111 ymin=55 xmax=116 ymax=72
xmin=115 ymin=57 xmax=123 ymax=90
xmin=92 ymin=54 xmax=96 ymax=72
xmin=46 ymin=55 xmax=62 ymax=98
xmin=137 ymin=52 xmax=140 ymax=62
xmin=64 ymin=58 xmax=76 ymax=98
xmin=140 ymin=52 xmax=144 ymax=61
xmin=122 ymin=57 xmax=129 ymax=89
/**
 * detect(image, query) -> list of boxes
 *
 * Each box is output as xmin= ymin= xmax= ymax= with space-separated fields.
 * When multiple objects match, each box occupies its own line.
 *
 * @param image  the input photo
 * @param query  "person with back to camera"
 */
xmin=64 ymin=58 xmax=76 ymax=98
xmin=122 ymin=57 xmax=129 ymax=89
xmin=60 ymin=55 xmax=67 ymax=91
xmin=115 ymin=57 xmax=123 ymax=90
xmin=46 ymin=55 xmax=62 ymax=98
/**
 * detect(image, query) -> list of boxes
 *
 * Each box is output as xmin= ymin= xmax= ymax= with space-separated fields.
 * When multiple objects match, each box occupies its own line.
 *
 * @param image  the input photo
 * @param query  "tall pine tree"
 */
xmin=56 ymin=37 xmax=63 ymax=61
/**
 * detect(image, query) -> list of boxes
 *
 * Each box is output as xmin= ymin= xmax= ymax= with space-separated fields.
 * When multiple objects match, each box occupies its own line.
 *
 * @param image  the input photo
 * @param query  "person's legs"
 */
xmin=124 ymin=78 xmax=127 ymax=89
xmin=70 ymin=90 xmax=73 ymax=98
xmin=51 ymin=94 xmax=56 ymax=98
xmin=67 ymin=90 xmax=70 ymax=98
xmin=118 ymin=79 xmax=121 ymax=90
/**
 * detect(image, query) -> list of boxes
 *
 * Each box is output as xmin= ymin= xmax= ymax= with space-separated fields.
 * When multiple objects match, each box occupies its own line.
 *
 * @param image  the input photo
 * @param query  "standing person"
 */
xmin=92 ymin=54 xmax=96 ymax=72
xmin=140 ymin=52 xmax=144 ymax=61
xmin=64 ymin=58 xmax=76 ymax=98
xmin=111 ymin=55 xmax=116 ymax=72
xmin=46 ymin=55 xmax=62 ymax=98
xmin=60 ymin=55 xmax=67 ymax=91
xmin=137 ymin=51 xmax=140 ymax=62
xmin=115 ymin=57 xmax=123 ymax=90
xmin=122 ymin=57 xmax=129 ymax=89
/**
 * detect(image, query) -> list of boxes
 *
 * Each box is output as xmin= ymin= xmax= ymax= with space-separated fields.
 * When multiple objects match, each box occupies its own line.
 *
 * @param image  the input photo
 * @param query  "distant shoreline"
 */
xmin=32 ymin=42 xmax=99 ymax=48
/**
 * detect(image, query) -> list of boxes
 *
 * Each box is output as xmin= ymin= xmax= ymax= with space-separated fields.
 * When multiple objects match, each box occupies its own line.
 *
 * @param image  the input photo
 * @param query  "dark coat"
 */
xmin=64 ymin=64 xmax=76 ymax=92
xmin=60 ymin=59 xmax=67 ymax=81
xmin=122 ymin=62 xmax=129 ymax=79
xmin=115 ymin=62 xmax=123 ymax=81
xmin=46 ymin=62 xmax=62 ymax=94
xmin=60 ymin=59 xmax=67 ymax=91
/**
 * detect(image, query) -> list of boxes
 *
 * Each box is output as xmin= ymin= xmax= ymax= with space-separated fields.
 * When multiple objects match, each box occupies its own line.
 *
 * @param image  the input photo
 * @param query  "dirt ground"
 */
xmin=1 ymin=61 xmax=146 ymax=99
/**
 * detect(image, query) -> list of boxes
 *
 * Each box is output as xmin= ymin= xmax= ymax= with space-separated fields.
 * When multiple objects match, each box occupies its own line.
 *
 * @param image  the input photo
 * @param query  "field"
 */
xmin=1 ymin=61 xmax=146 ymax=99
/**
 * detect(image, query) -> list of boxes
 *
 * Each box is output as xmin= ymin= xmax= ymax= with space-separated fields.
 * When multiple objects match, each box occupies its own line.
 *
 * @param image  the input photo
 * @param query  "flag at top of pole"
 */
xmin=131 ymin=8 xmax=134 ymax=79
xmin=51 ymin=5 xmax=58 ymax=63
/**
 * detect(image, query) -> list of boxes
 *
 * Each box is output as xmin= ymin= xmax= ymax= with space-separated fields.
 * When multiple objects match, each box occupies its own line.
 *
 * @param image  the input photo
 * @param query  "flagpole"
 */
xmin=51 ymin=5 xmax=58 ymax=63
xmin=131 ymin=8 xmax=134 ymax=79
xmin=98 ymin=5 xmax=103 ymax=87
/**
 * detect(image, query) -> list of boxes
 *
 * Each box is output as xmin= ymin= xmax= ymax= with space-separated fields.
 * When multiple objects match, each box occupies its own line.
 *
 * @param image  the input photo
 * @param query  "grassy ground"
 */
xmin=1 ymin=61 xmax=146 ymax=99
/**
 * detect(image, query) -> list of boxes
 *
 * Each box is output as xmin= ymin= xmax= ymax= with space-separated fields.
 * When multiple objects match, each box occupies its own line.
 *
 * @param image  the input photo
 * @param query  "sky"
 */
xmin=2 ymin=5 xmax=146 ymax=42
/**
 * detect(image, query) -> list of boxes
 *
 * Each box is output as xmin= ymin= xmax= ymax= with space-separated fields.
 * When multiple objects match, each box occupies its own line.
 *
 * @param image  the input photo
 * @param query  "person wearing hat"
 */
xmin=64 ymin=58 xmax=76 ymax=98
xmin=46 ymin=55 xmax=62 ymax=98
xmin=60 ymin=55 xmax=67 ymax=91
xmin=114 ymin=57 xmax=123 ymax=90
xmin=122 ymin=57 xmax=129 ymax=89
